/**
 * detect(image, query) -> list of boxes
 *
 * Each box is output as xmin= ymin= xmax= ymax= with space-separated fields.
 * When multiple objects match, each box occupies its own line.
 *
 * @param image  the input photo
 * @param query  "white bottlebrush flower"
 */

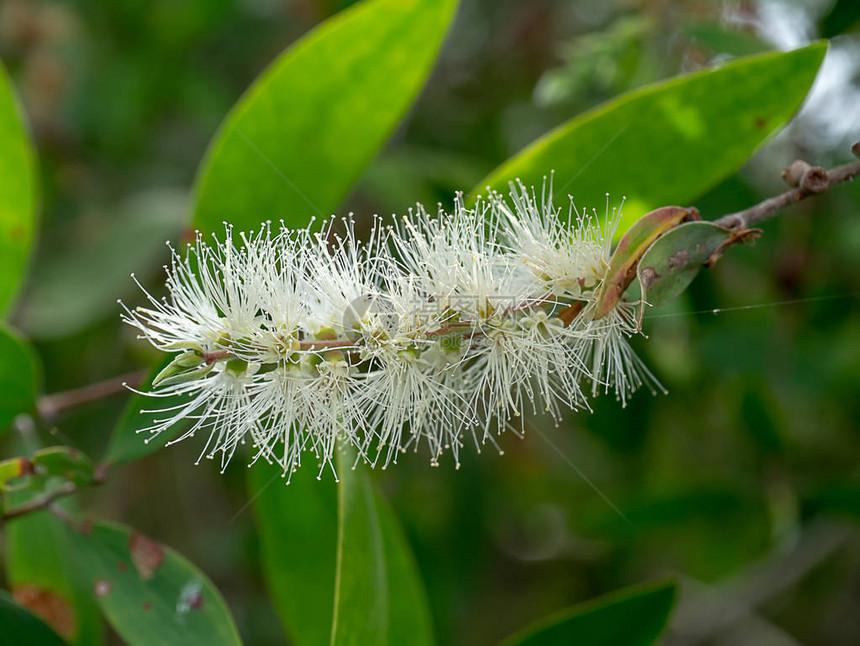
xmin=354 ymin=269 xmax=476 ymax=469
xmin=496 ymin=176 xmax=616 ymax=299
xmin=129 ymin=361 xmax=262 ymax=473
xmin=247 ymin=359 xmax=370 ymax=481
xmin=121 ymin=177 xmax=658 ymax=479
xmin=570 ymin=299 xmax=665 ymax=406
xmin=492 ymin=177 xmax=659 ymax=405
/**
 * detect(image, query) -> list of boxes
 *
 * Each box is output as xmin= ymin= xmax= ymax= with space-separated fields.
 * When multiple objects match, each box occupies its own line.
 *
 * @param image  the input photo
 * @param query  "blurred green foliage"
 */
xmin=1 ymin=0 xmax=860 ymax=645
xmin=502 ymin=579 xmax=676 ymax=646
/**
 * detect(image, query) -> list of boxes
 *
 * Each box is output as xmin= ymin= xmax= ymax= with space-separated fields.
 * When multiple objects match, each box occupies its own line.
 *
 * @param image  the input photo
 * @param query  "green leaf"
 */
xmin=330 ymin=452 xmax=433 ymax=646
xmin=0 ymin=324 xmax=39 ymax=437
xmin=16 ymin=189 xmax=187 ymax=339
xmin=594 ymin=206 xmax=697 ymax=319
xmin=250 ymin=459 xmax=433 ymax=646
xmin=249 ymin=464 xmax=338 ymax=646
xmin=0 ymin=61 xmax=38 ymax=315
xmin=103 ymin=356 xmax=191 ymax=466
xmin=375 ymin=492 xmax=435 ymax=646
xmin=32 ymin=447 xmax=95 ymax=488
xmin=0 ymin=456 xmax=34 ymax=491
xmin=4 ymin=511 xmax=104 ymax=645
xmin=331 ymin=456 xmax=387 ymax=645
xmin=502 ymin=579 xmax=677 ymax=646
xmin=0 ymin=589 xmax=66 ymax=646
xmin=1 ymin=447 xmax=94 ymax=496
xmin=68 ymin=521 xmax=242 ymax=646
xmin=637 ymin=221 xmax=733 ymax=308
xmin=192 ymin=0 xmax=459 ymax=233
xmin=477 ymin=43 xmax=827 ymax=232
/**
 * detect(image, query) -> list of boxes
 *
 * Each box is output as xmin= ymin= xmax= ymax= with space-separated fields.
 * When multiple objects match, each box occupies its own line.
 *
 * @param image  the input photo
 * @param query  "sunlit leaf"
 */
xmin=477 ymin=43 xmax=826 ymax=232
xmin=0 ymin=456 xmax=33 ymax=491
xmin=503 ymin=579 xmax=677 ymax=646
xmin=192 ymin=0 xmax=459 ymax=233
xmin=249 ymin=464 xmax=337 ymax=646
xmin=0 ymin=61 xmax=38 ymax=315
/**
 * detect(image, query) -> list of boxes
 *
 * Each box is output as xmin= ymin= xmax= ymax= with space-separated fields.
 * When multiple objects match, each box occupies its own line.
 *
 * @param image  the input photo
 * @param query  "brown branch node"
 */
xmin=713 ymin=141 xmax=860 ymax=231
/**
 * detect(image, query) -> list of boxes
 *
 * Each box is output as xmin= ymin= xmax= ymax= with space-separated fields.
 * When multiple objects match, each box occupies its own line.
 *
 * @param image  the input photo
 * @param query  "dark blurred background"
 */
xmin=1 ymin=0 xmax=860 ymax=644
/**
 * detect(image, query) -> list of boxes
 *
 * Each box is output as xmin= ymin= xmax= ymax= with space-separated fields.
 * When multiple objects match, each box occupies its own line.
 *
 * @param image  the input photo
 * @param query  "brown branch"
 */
xmin=37 ymin=369 xmax=147 ymax=421
xmin=1 ymin=481 xmax=79 ymax=523
xmin=1 ymin=465 xmax=106 ymax=524
xmin=202 ymin=349 xmax=230 ymax=363
xmin=713 ymin=143 xmax=860 ymax=231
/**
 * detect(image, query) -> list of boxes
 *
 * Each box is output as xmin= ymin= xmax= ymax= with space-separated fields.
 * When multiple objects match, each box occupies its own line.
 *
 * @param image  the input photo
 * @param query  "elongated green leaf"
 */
xmin=637 ymin=221 xmax=733 ymax=308
xmin=477 ymin=43 xmax=826 ymax=232
xmin=5 ymin=511 xmax=104 ymax=645
xmin=250 ymin=459 xmax=433 ymax=646
xmin=503 ymin=579 xmax=677 ymax=646
xmin=331 ymin=457 xmax=387 ymax=645
xmin=103 ymin=356 xmax=191 ymax=466
xmin=68 ymin=521 xmax=241 ymax=646
xmin=0 ymin=324 xmax=38 ymax=438
xmin=0 ymin=62 xmax=38 ymax=315
xmin=0 ymin=589 xmax=66 ymax=646
xmin=250 ymin=464 xmax=338 ymax=646
xmin=192 ymin=0 xmax=459 ymax=233
xmin=375 ymin=492 xmax=434 ymax=646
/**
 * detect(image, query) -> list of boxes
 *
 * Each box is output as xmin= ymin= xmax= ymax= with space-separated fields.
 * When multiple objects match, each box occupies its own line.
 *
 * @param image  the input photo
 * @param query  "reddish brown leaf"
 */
xmin=594 ymin=206 xmax=698 ymax=319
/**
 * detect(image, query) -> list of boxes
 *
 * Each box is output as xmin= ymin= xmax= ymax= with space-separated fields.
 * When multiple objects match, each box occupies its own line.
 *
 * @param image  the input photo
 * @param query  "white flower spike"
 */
xmin=121 ymin=178 xmax=658 ymax=479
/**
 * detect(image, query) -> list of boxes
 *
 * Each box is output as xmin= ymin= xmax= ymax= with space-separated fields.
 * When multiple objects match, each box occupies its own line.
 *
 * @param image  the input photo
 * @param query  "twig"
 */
xmin=36 ymin=369 xmax=147 ymax=421
xmin=669 ymin=519 xmax=853 ymax=644
xmin=713 ymin=144 xmax=860 ymax=230
xmin=1 ymin=465 xmax=106 ymax=524
xmin=1 ymin=481 xmax=79 ymax=523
